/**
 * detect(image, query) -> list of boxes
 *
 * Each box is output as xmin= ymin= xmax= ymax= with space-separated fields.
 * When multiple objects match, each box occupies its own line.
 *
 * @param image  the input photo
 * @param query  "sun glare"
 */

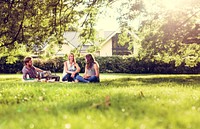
xmin=95 ymin=0 xmax=191 ymax=30
xmin=160 ymin=0 xmax=186 ymax=10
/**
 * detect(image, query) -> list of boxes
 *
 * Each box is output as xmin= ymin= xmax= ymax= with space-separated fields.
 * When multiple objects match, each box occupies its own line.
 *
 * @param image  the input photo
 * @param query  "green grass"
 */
xmin=0 ymin=73 xmax=200 ymax=129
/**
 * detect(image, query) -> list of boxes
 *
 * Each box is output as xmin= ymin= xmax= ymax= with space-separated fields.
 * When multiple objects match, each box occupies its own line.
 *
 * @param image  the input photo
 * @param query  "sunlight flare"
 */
xmin=161 ymin=0 xmax=182 ymax=10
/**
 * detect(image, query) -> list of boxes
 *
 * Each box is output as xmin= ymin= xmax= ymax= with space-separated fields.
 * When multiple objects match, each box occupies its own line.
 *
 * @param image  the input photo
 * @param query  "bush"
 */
xmin=1 ymin=55 xmax=200 ymax=74
xmin=0 ymin=56 xmax=24 ymax=74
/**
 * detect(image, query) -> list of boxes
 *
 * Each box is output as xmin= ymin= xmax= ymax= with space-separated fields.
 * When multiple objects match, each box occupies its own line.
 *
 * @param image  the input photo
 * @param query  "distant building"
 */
xmin=44 ymin=30 xmax=140 ymax=57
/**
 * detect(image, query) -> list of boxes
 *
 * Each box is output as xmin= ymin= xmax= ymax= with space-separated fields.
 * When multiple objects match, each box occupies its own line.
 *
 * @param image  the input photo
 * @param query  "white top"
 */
xmin=66 ymin=61 xmax=76 ymax=72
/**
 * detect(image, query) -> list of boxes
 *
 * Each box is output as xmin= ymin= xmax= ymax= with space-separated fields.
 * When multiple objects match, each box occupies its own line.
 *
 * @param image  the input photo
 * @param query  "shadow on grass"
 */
xmin=99 ymin=75 xmax=200 ymax=87
xmin=1 ymin=74 xmax=200 ymax=88
xmin=24 ymin=92 xmax=153 ymax=116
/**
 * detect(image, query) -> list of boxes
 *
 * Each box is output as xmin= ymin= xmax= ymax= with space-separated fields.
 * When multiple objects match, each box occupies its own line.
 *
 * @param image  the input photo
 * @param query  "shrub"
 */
xmin=1 ymin=55 xmax=200 ymax=74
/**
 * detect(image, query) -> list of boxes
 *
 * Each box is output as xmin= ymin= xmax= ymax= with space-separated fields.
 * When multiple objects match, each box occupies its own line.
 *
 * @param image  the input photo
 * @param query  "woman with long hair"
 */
xmin=62 ymin=53 xmax=80 ymax=82
xmin=76 ymin=54 xmax=100 ymax=83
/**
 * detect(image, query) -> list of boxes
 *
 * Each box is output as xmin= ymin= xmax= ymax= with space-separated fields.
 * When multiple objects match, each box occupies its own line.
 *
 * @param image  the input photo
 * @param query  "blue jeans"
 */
xmin=62 ymin=73 xmax=79 ymax=82
xmin=76 ymin=75 xmax=99 ymax=83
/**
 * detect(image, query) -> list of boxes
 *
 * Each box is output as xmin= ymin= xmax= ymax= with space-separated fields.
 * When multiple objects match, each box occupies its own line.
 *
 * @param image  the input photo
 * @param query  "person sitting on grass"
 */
xmin=76 ymin=54 xmax=100 ymax=83
xmin=22 ymin=57 xmax=60 ymax=81
xmin=62 ymin=53 xmax=80 ymax=82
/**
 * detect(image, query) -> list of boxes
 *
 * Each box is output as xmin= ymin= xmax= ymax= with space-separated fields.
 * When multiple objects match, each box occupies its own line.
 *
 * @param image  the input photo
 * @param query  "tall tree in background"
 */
xmin=0 ymin=0 xmax=112 ymax=63
xmin=117 ymin=0 xmax=200 ymax=66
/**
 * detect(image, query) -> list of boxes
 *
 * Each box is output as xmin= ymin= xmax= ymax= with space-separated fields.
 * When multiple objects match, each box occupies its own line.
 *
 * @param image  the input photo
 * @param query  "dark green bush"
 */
xmin=0 ymin=56 xmax=24 ymax=74
xmin=1 ymin=55 xmax=200 ymax=74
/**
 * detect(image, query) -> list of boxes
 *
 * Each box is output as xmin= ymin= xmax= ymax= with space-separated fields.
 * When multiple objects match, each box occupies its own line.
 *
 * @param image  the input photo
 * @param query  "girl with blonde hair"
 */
xmin=62 ymin=53 xmax=80 ymax=82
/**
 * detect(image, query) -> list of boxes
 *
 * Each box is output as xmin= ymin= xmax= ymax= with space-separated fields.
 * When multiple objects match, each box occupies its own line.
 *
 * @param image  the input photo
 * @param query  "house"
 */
xmin=55 ymin=30 xmax=139 ymax=57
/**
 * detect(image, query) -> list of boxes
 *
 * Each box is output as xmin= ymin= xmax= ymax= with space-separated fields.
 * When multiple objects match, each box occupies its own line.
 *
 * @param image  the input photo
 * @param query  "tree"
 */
xmin=0 ymin=0 xmax=112 ymax=63
xmin=117 ymin=0 xmax=200 ymax=66
xmin=183 ymin=24 xmax=200 ymax=44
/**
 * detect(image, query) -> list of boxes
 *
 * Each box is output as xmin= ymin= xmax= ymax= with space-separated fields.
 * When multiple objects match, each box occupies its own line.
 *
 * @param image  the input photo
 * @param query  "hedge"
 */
xmin=1 ymin=56 xmax=200 ymax=74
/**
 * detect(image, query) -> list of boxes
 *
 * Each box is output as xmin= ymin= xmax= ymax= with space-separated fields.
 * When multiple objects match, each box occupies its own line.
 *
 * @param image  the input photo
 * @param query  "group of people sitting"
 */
xmin=22 ymin=53 xmax=100 ymax=83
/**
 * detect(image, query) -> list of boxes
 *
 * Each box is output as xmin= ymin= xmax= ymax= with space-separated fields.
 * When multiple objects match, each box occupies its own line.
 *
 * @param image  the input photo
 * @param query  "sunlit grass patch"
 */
xmin=0 ymin=74 xmax=200 ymax=129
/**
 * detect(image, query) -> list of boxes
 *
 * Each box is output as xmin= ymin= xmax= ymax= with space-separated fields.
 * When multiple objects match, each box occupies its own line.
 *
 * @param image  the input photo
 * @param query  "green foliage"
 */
xmin=0 ymin=56 xmax=24 ymax=73
xmin=0 ymin=74 xmax=200 ymax=129
xmin=2 ymin=56 xmax=200 ymax=74
xmin=117 ymin=0 xmax=200 ymax=66
xmin=0 ymin=0 xmax=111 ymax=63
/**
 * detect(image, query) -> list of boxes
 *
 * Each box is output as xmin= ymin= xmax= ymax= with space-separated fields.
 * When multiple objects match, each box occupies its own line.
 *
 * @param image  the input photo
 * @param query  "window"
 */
xmin=112 ymin=33 xmax=133 ymax=55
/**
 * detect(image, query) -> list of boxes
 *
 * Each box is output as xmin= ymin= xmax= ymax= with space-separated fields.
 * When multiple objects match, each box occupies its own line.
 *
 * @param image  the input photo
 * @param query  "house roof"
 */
xmin=100 ymin=30 xmax=119 ymax=47
xmin=100 ymin=29 xmax=140 ymax=47
xmin=63 ymin=31 xmax=117 ymax=48
xmin=63 ymin=32 xmax=81 ymax=48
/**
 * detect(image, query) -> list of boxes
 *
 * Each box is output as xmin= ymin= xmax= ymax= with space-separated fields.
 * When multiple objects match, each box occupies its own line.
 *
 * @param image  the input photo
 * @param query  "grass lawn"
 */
xmin=0 ymin=73 xmax=200 ymax=129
